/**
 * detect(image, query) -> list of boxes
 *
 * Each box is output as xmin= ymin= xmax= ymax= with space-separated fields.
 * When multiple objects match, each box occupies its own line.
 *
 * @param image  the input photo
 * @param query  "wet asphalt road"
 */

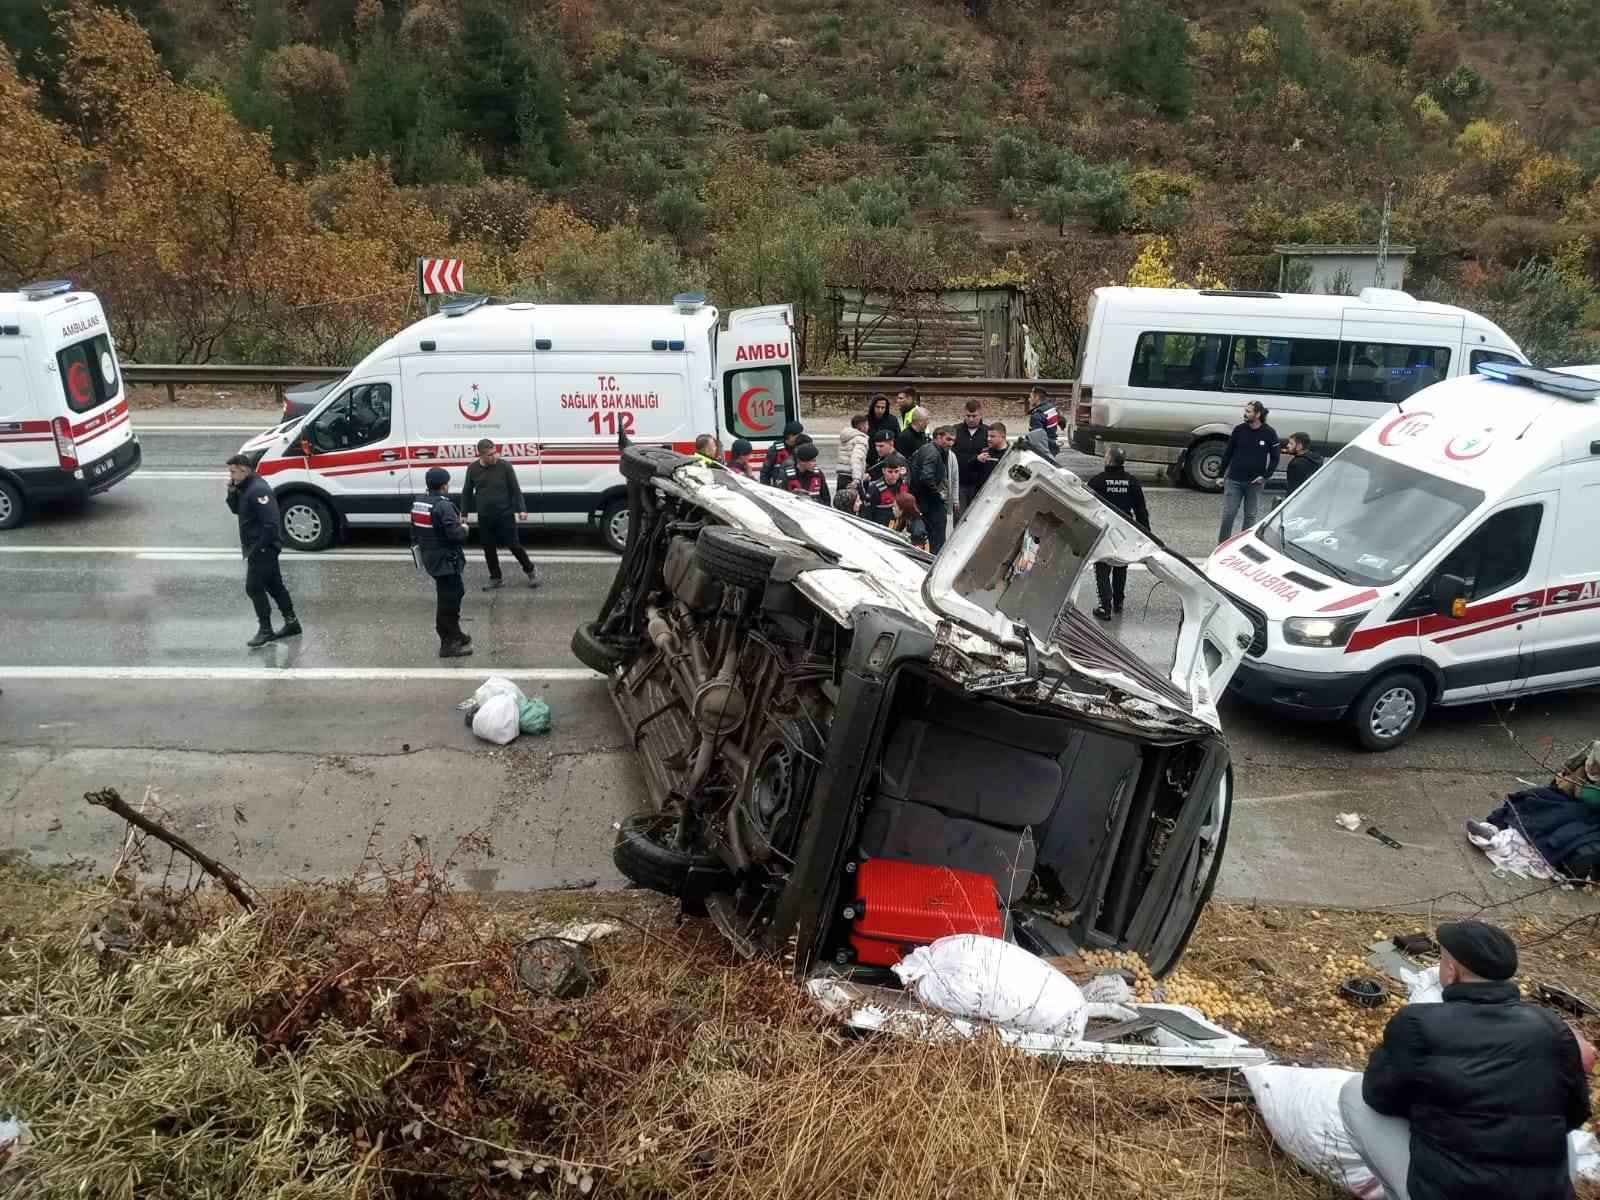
xmin=4 ymin=412 xmax=1600 ymax=920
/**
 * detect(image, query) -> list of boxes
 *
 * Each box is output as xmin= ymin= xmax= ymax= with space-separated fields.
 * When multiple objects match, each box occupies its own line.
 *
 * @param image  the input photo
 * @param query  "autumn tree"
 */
xmin=0 ymin=48 xmax=98 ymax=283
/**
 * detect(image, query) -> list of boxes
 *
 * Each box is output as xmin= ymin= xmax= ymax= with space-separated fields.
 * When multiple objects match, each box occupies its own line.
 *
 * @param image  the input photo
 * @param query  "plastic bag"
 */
xmin=518 ymin=695 xmax=552 ymax=735
xmin=475 ymin=676 xmax=526 ymax=708
xmin=471 ymin=692 xmax=521 ymax=744
xmin=892 ymin=935 xmax=1088 ymax=1039
xmin=1242 ymin=1065 xmax=1382 ymax=1199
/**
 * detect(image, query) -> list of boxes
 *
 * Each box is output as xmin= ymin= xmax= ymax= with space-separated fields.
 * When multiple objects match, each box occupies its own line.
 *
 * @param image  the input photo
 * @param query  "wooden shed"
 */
xmin=825 ymin=284 xmax=1028 ymax=377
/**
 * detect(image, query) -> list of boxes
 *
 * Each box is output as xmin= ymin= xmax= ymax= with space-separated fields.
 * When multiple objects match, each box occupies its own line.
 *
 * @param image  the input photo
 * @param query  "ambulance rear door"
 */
xmin=719 ymin=305 xmax=798 ymax=466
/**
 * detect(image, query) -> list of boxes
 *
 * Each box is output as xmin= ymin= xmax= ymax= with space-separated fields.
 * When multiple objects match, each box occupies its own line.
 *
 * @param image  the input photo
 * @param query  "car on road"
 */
xmin=278 ymin=377 xmax=339 ymax=423
xmin=572 ymin=437 xmax=1253 ymax=989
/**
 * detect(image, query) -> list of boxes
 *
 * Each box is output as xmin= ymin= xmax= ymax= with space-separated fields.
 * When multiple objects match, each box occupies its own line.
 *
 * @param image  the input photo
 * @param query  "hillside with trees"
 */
xmin=4 ymin=0 xmax=1600 ymax=372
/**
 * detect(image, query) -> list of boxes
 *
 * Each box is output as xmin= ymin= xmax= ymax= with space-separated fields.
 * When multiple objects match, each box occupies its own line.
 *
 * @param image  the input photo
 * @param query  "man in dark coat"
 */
xmin=909 ymin=426 xmax=956 ymax=554
xmin=1282 ymin=432 xmax=1324 ymax=495
xmin=1085 ymin=446 xmax=1150 ymax=620
xmin=952 ymin=399 xmax=988 ymax=516
xmin=461 ymin=438 xmax=539 ymax=591
xmin=226 ymin=454 xmax=300 ymax=648
xmin=411 ymin=466 xmax=472 ymax=658
xmin=1340 ymin=920 xmax=1591 ymax=1200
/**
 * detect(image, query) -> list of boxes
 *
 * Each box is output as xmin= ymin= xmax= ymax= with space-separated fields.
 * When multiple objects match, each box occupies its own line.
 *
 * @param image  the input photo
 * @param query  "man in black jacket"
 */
xmin=909 ymin=426 xmax=956 ymax=554
xmin=411 ymin=466 xmax=472 ymax=658
xmin=1340 ymin=920 xmax=1591 ymax=1200
xmin=896 ymin=408 xmax=930 ymax=460
xmin=1282 ymin=432 xmax=1324 ymax=495
xmin=761 ymin=422 xmax=804 ymax=486
xmin=226 ymin=454 xmax=300 ymax=648
xmin=970 ymin=422 xmax=1008 ymax=497
xmin=785 ymin=442 xmax=831 ymax=504
xmin=1086 ymin=447 xmax=1150 ymax=620
xmin=1216 ymin=400 xmax=1279 ymax=542
xmin=462 ymin=438 xmax=539 ymax=591
xmin=952 ymin=399 xmax=988 ymax=516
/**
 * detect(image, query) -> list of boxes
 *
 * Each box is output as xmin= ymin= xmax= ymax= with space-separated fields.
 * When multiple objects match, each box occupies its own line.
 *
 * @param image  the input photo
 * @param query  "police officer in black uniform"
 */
xmin=226 ymin=453 xmax=301 ymax=648
xmin=411 ymin=466 xmax=472 ymax=658
xmin=1086 ymin=446 xmax=1150 ymax=621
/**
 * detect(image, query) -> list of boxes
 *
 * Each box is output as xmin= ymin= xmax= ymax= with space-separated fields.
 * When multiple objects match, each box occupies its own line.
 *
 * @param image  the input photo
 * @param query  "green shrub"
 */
xmin=812 ymin=14 xmax=842 ymax=55
xmin=919 ymin=174 xmax=964 ymax=216
xmin=888 ymin=103 xmax=936 ymax=153
xmin=656 ymin=183 xmax=707 ymax=241
xmin=789 ymin=85 xmax=833 ymax=129
xmin=1037 ymin=184 xmax=1075 ymax=235
xmin=991 ymin=132 xmax=1031 ymax=183
xmin=925 ymin=145 xmax=961 ymax=183
xmin=857 ymin=182 xmax=911 ymax=226
xmin=818 ymin=115 xmax=853 ymax=148
xmin=766 ymin=124 xmax=805 ymax=163
xmin=666 ymin=102 xmax=702 ymax=134
xmin=733 ymin=90 xmax=773 ymax=132
xmin=1330 ymin=0 xmax=1436 ymax=64
xmin=845 ymin=94 xmax=883 ymax=125
xmin=1108 ymin=0 xmax=1192 ymax=119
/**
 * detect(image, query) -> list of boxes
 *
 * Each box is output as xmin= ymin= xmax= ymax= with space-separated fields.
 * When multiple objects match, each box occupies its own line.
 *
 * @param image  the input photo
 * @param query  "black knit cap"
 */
xmin=783 ymin=421 xmax=804 ymax=437
xmin=873 ymin=427 xmax=898 ymax=443
xmin=795 ymin=443 xmax=819 ymax=461
xmin=1437 ymin=920 xmax=1518 ymax=981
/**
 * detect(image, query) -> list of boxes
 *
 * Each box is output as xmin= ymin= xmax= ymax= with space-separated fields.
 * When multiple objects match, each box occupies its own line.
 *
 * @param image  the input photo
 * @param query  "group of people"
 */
xmin=1214 ymin=399 xmax=1325 ymax=543
xmin=225 ymin=437 xmax=540 ymax=657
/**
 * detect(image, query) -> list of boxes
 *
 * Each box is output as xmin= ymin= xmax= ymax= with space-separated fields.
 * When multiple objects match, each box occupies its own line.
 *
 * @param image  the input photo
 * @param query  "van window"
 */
xmin=1259 ymin=445 xmax=1483 ymax=588
xmin=1336 ymin=343 xmax=1450 ymax=404
xmin=723 ymin=366 xmax=794 ymax=440
xmin=304 ymin=383 xmax=392 ymax=453
xmin=1471 ymin=349 xmax=1522 ymax=374
xmin=1129 ymin=332 xmax=1227 ymax=390
xmin=57 ymin=334 xmax=120 ymax=414
xmin=1430 ymin=504 xmax=1543 ymax=603
xmin=1225 ymin=335 xmax=1337 ymax=395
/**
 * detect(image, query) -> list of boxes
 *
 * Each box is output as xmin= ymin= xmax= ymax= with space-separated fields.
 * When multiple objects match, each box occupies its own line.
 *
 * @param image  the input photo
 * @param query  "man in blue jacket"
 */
xmin=411 ymin=466 xmax=472 ymax=658
xmin=1216 ymin=400 xmax=1278 ymax=542
xmin=226 ymin=454 xmax=300 ymax=648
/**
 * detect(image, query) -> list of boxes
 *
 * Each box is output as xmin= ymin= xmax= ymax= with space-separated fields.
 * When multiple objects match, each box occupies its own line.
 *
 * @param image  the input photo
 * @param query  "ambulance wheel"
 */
xmin=600 ymin=498 xmax=629 ymax=554
xmin=1351 ymin=671 xmax=1428 ymax=751
xmin=612 ymin=812 xmax=731 ymax=900
xmin=1184 ymin=438 xmax=1227 ymax=493
xmin=279 ymin=494 xmax=334 ymax=552
xmin=0 ymin=477 xmax=23 ymax=530
xmin=570 ymin=620 xmax=629 ymax=674
xmin=695 ymin=524 xmax=780 ymax=590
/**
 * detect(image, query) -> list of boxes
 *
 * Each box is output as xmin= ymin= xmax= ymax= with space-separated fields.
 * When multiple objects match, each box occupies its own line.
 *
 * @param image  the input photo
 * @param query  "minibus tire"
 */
xmin=621 ymin=446 xmax=692 ymax=484
xmin=695 ymin=524 xmax=780 ymax=589
xmin=1183 ymin=438 xmax=1227 ymax=493
xmin=612 ymin=812 xmax=731 ymax=899
xmin=279 ymin=493 xmax=335 ymax=552
xmin=1351 ymin=671 xmax=1429 ymax=751
xmin=0 ymin=477 xmax=24 ymax=530
xmin=571 ymin=620 xmax=629 ymax=674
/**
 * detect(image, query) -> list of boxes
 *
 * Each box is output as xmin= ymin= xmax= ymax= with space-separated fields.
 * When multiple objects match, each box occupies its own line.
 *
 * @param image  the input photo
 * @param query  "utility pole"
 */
xmin=1374 ymin=182 xmax=1395 ymax=289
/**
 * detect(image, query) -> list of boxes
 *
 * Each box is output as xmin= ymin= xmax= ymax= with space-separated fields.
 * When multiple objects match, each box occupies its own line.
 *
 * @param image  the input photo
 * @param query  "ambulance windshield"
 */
xmin=1258 ymin=446 xmax=1482 ymax=588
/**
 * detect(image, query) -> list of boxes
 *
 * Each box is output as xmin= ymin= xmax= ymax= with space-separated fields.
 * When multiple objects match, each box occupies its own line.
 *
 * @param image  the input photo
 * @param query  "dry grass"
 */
xmin=5 ymin=853 xmax=1600 ymax=1200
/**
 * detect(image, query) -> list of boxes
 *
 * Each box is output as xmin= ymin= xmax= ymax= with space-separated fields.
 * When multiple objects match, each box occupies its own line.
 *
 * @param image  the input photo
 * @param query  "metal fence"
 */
xmin=122 ymin=363 xmax=1070 ymax=407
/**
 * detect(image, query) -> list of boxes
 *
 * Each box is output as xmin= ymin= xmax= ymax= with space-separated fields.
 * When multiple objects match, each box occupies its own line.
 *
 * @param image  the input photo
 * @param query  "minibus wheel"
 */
xmin=1183 ymin=438 xmax=1227 ymax=492
xmin=1351 ymin=671 xmax=1428 ymax=751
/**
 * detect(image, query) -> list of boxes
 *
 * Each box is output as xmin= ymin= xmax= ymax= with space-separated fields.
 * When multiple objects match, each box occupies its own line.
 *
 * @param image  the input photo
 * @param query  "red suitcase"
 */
xmin=844 ymin=859 xmax=1004 ymax=967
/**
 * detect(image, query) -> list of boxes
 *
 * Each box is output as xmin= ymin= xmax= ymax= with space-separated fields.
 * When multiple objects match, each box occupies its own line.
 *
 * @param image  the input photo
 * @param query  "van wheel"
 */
xmin=1351 ymin=671 xmax=1428 ymax=751
xmin=0 ymin=477 xmax=24 ymax=530
xmin=600 ymin=498 xmax=629 ymax=554
xmin=613 ymin=812 xmax=732 ymax=900
xmin=279 ymin=494 xmax=335 ymax=552
xmin=1183 ymin=438 xmax=1227 ymax=493
xmin=695 ymin=525 xmax=780 ymax=590
xmin=571 ymin=620 xmax=630 ymax=674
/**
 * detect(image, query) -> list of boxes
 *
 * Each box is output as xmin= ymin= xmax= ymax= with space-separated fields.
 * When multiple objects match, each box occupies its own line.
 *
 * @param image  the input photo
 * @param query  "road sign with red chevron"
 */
xmin=417 ymin=257 xmax=465 ymax=296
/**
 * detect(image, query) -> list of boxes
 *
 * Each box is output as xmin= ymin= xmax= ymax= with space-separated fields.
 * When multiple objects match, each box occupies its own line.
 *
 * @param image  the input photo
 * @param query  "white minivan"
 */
xmin=1204 ymin=363 xmax=1600 ymax=749
xmin=1070 ymin=286 xmax=1525 ymax=490
xmin=236 ymin=295 xmax=798 ymax=552
xmin=0 ymin=280 xmax=141 ymax=529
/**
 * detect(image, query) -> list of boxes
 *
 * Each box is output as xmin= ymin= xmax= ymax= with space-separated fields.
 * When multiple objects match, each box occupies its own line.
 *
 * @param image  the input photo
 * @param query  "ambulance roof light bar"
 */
xmin=673 ymin=292 xmax=707 ymax=314
xmin=20 ymin=279 xmax=73 ymax=301
xmin=1474 ymin=361 xmax=1600 ymax=402
xmin=439 ymin=294 xmax=490 ymax=318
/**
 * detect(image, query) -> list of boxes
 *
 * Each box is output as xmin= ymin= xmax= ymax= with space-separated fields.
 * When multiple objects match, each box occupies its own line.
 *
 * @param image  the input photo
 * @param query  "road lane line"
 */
xmin=0 ymin=546 xmax=616 ymax=561
xmin=125 ymin=471 xmax=230 ymax=479
xmin=137 ymin=425 xmax=274 ymax=433
xmin=0 ymin=666 xmax=602 ymax=682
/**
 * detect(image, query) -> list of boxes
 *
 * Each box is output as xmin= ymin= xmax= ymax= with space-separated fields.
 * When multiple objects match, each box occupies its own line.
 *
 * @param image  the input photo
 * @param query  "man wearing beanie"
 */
xmin=761 ymin=421 xmax=804 ymax=487
xmin=410 ymin=466 xmax=472 ymax=658
xmin=728 ymin=438 xmax=757 ymax=479
xmin=785 ymin=442 xmax=831 ymax=504
xmin=1340 ymin=919 xmax=1591 ymax=1200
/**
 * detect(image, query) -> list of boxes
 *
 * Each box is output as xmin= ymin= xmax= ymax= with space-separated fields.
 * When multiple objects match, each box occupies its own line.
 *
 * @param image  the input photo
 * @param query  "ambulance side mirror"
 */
xmin=1432 ymin=573 xmax=1468 ymax=619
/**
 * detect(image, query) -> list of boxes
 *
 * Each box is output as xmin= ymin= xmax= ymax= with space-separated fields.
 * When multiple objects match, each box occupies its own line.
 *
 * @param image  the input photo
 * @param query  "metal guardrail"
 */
xmin=123 ymin=364 xmax=1073 ymax=406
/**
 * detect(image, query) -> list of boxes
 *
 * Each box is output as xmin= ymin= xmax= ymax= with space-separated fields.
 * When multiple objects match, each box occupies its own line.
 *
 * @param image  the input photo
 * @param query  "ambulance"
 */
xmin=234 ymin=294 xmax=798 ymax=553
xmin=1204 ymin=362 xmax=1600 ymax=749
xmin=0 ymin=280 xmax=140 ymax=530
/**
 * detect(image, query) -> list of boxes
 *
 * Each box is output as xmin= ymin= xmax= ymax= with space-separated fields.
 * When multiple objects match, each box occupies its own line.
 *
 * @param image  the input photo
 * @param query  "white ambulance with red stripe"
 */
xmin=1204 ymin=362 xmax=1600 ymax=749
xmin=234 ymin=294 xmax=797 ymax=553
xmin=0 ymin=281 xmax=140 ymax=530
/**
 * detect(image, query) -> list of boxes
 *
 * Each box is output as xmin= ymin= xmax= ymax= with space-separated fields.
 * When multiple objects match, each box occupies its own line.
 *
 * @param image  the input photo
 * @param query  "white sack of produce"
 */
xmin=892 ymin=935 xmax=1088 ymax=1039
xmin=1243 ymin=1065 xmax=1382 ymax=1200
xmin=471 ymin=692 xmax=521 ymax=745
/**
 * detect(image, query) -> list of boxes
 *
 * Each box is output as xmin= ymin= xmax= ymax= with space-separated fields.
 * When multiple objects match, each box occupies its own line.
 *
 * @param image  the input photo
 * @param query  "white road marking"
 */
xmin=0 ymin=666 xmax=602 ymax=682
xmin=136 ymin=425 xmax=273 ymax=434
xmin=1237 ymin=789 xmax=1357 ymax=805
xmin=125 ymin=470 xmax=231 ymax=479
xmin=0 ymin=546 xmax=616 ymax=562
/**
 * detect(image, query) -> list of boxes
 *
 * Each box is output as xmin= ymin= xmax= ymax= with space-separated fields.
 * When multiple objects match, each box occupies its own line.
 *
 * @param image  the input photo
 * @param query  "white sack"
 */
xmin=891 ymin=934 xmax=1088 ymax=1039
xmin=474 ymin=676 xmax=526 ymax=708
xmin=471 ymin=692 xmax=521 ymax=745
xmin=1243 ymin=1065 xmax=1383 ymax=1199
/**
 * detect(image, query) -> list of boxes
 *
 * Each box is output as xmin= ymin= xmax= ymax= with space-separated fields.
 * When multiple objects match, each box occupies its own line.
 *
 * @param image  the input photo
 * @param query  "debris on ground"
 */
xmin=1335 ymin=812 xmax=1362 ymax=832
xmin=461 ymin=676 xmax=553 ymax=744
xmin=0 ymin=1117 xmax=29 ymax=1172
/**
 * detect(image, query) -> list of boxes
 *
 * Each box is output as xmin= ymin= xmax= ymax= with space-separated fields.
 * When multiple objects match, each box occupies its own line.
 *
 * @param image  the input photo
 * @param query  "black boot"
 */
xmin=247 ymin=628 xmax=275 ymax=648
xmin=276 ymin=617 xmax=302 ymax=638
xmin=439 ymin=638 xmax=473 ymax=658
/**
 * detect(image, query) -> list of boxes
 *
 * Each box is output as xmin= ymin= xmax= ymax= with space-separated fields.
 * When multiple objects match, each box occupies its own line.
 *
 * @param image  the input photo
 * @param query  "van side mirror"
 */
xmin=1432 ymin=573 xmax=1468 ymax=619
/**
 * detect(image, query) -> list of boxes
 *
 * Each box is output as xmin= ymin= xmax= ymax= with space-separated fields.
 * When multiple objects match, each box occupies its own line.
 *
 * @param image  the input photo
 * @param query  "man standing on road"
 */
xmin=226 ymin=454 xmax=301 ymax=649
xmin=412 ymin=466 xmax=472 ymax=658
xmin=1217 ymin=400 xmax=1279 ymax=542
xmin=1282 ymin=432 xmax=1323 ymax=496
xmin=785 ymin=443 xmax=832 ymax=504
xmin=1087 ymin=447 xmax=1150 ymax=621
xmin=1340 ymin=920 xmax=1591 ymax=1200
xmin=970 ymin=422 xmax=1008 ymax=498
xmin=761 ymin=421 xmax=804 ymax=486
xmin=910 ymin=425 xmax=956 ymax=554
xmin=462 ymin=438 xmax=539 ymax=592
xmin=857 ymin=454 xmax=910 ymax=524
xmin=866 ymin=427 xmax=899 ymax=481
xmin=953 ymin=399 xmax=988 ymax=517
xmin=897 ymin=408 xmax=931 ymax=460
xmin=1024 ymin=385 xmax=1060 ymax=456
xmin=895 ymin=386 xmax=920 ymax=431
xmin=838 ymin=413 xmax=870 ymax=495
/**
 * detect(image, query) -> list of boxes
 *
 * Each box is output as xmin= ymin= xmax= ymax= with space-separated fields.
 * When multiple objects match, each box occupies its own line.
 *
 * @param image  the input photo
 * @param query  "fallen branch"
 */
xmin=84 ymin=787 xmax=256 ymax=911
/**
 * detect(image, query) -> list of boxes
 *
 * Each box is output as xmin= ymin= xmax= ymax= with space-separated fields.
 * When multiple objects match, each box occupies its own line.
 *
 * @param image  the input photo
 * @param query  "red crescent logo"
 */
xmin=738 ymin=385 xmax=777 ymax=433
xmin=66 ymin=360 xmax=93 ymax=407
xmin=458 ymin=389 xmax=491 ymax=422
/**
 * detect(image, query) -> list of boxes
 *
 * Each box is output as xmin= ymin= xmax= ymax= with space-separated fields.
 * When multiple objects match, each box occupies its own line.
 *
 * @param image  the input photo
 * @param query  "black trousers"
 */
xmin=244 ymin=548 xmax=294 ymax=628
xmin=479 ymin=508 xmax=532 ymax=578
xmin=923 ymin=496 xmax=949 ymax=555
xmin=1094 ymin=562 xmax=1128 ymax=611
xmin=434 ymin=572 xmax=465 ymax=642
